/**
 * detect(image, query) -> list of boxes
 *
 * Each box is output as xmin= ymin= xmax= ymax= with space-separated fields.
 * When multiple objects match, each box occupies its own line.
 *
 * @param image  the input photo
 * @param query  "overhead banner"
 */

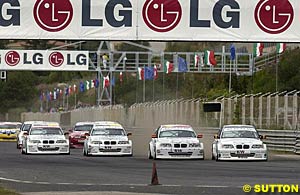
xmin=0 ymin=0 xmax=298 ymax=42
xmin=0 ymin=50 xmax=89 ymax=71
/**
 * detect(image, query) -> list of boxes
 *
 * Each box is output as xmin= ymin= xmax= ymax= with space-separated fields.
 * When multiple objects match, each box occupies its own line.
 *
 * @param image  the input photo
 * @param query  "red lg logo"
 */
xmin=142 ymin=0 xmax=182 ymax=32
xmin=33 ymin=0 xmax=73 ymax=32
xmin=5 ymin=51 xmax=20 ymax=66
xmin=254 ymin=0 xmax=293 ymax=34
xmin=49 ymin=52 xmax=64 ymax=67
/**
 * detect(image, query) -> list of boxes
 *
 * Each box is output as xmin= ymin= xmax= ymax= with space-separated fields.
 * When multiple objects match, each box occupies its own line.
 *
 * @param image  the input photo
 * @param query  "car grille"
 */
xmin=230 ymin=153 xmax=255 ymax=158
xmin=99 ymin=148 xmax=121 ymax=152
xmin=38 ymin=147 xmax=60 ymax=151
xmin=104 ymin=141 xmax=117 ymax=145
xmin=174 ymin=144 xmax=188 ymax=148
xmin=43 ymin=140 xmax=55 ymax=144
xmin=168 ymin=152 xmax=193 ymax=156
xmin=236 ymin=144 xmax=250 ymax=149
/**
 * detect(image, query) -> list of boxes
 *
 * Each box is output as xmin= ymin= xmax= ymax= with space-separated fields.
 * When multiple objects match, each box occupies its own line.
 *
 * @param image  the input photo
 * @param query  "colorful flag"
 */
xmin=164 ymin=60 xmax=174 ymax=74
xmin=194 ymin=54 xmax=200 ymax=67
xmin=39 ymin=92 xmax=43 ymax=101
xmin=102 ymin=75 xmax=110 ymax=88
xmin=230 ymin=44 xmax=236 ymax=60
xmin=253 ymin=43 xmax=264 ymax=57
xmin=138 ymin=67 xmax=144 ymax=80
xmin=53 ymin=90 xmax=57 ymax=100
xmin=204 ymin=50 xmax=217 ymax=66
xmin=178 ymin=56 xmax=188 ymax=72
xmin=80 ymin=81 xmax=85 ymax=92
xmin=144 ymin=66 xmax=154 ymax=80
xmin=111 ymin=76 xmax=115 ymax=86
xmin=90 ymin=80 xmax=95 ymax=88
xmin=94 ymin=79 xmax=99 ymax=88
xmin=276 ymin=43 xmax=286 ymax=54
xmin=154 ymin=65 xmax=158 ymax=80
xmin=65 ymin=87 xmax=69 ymax=96
xmin=68 ymin=85 xmax=72 ymax=95
xmin=85 ymin=80 xmax=90 ymax=90
xmin=73 ymin=84 xmax=77 ymax=93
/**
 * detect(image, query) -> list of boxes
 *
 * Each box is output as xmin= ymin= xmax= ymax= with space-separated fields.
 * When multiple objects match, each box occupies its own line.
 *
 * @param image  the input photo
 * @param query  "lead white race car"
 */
xmin=212 ymin=125 xmax=267 ymax=161
xmin=148 ymin=124 xmax=204 ymax=160
xmin=83 ymin=121 xmax=132 ymax=156
xmin=21 ymin=125 xmax=69 ymax=154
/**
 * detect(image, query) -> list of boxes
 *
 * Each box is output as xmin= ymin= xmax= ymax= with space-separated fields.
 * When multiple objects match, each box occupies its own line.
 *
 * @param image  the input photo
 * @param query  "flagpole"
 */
xmin=143 ymin=65 xmax=145 ymax=102
xmin=74 ymin=93 xmax=77 ymax=109
xmin=176 ymin=72 xmax=179 ymax=99
xmin=229 ymin=60 xmax=232 ymax=94
xmin=152 ymin=76 xmax=155 ymax=102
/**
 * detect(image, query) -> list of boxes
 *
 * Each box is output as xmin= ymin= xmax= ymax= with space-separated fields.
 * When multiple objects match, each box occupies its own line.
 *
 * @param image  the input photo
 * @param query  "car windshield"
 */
xmin=22 ymin=124 xmax=32 ymax=132
xmin=74 ymin=125 xmax=93 ymax=131
xmin=30 ymin=128 xmax=63 ymax=135
xmin=91 ymin=128 xmax=125 ymax=136
xmin=221 ymin=130 xmax=258 ymax=139
xmin=159 ymin=130 xmax=196 ymax=138
xmin=0 ymin=124 xmax=19 ymax=129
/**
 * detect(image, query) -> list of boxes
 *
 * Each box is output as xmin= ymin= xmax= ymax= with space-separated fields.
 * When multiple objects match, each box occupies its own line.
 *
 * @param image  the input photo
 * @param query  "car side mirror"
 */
xmin=64 ymin=132 xmax=69 ymax=136
xmin=214 ymin=134 xmax=220 ymax=139
xmin=23 ymin=132 xmax=28 ymax=136
xmin=68 ymin=129 xmax=73 ymax=133
xmin=197 ymin=134 xmax=203 ymax=138
xmin=84 ymin=133 xmax=90 ymax=137
xmin=127 ymin=132 xmax=132 ymax=136
xmin=151 ymin=134 xmax=157 ymax=138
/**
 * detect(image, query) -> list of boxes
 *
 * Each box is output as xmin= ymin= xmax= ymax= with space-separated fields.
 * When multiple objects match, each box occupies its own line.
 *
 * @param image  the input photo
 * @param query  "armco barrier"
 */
xmin=258 ymin=129 xmax=299 ymax=153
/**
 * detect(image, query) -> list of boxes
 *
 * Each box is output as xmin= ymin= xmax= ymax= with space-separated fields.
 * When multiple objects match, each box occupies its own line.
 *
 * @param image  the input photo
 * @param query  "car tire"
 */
xmin=83 ymin=148 xmax=87 ymax=156
xmin=212 ymin=153 xmax=215 ymax=160
xmin=148 ymin=147 xmax=153 ymax=159
xmin=153 ymin=150 xmax=157 ymax=160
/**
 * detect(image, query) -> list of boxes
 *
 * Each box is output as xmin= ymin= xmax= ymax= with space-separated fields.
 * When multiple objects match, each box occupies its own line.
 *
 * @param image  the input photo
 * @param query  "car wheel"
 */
xmin=212 ymin=153 xmax=215 ymax=160
xmin=153 ymin=150 xmax=157 ymax=160
xmin=83 ymin=148 xmax=87 ymax=156
xmin=148 ymin=147 xmax=153 ymax=159
xmin=21 ymin=147 xmax=25 ymax=154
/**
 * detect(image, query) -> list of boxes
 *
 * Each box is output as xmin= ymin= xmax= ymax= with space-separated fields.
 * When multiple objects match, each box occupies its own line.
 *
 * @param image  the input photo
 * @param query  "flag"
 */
xmin=85 ymin=80 xmax=90 ymax=90
xmin=65 ymin=87 xmax=69 ymax=96
xmin=93 ymin=79 xmax=99 ymax=88
xmin=164 ymin=60 xmax=174 ymax=74
xmin=90 ymin=80 xmax=95 ymax=88
xmin=194 ymin=54 xmax=200 ymax=67
xmin=144 ymin=66 xmax=154 ymax=80
xmin=178 ymin=56 xmax=188 ymax=72
xmin=56 ymin=88 xmax=60 ymax=99
xmin=73 ymin=84 xmax=77 ymax=93
xmin=138 ymin=67 xmax=144 ymax=80
xmin=111 ymin=76 xmax=115 ymax=86
xmin=119 ymin=72 xmax=123 ymax=83
xmin=253 ymin=43 xmax=264 ymax=57
xmin=80 ymin=81 xmax=85 ymax=92
xmin=39 ymin=92 xmax=43 ymax=101
xmin=68 ymin=85 xmax=72 ymax=95
xmin=47 ymin=92 xmax=51 ymax=101
xmin=204 ymin=50 xmax=217 ymax=66
xmin=230 ymin=44 xmax=236 ymax=60
xmin=276 ymin=43 xmax=286 ymax=54
xmin=53 ymin=90 xmax=57 ymax=100
xmin=102 ymin=75 xmax=110 ymax=88
xmin=154 ymin=65 xmax=158 ymax=80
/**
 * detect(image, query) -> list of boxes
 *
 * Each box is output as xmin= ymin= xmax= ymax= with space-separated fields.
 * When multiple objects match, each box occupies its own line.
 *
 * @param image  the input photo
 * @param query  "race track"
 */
xmin=0 ymin=142 xmax=300 ymax=195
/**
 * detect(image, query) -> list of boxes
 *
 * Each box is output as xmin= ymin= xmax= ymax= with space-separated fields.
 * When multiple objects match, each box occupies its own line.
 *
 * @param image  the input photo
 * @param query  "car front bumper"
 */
xmin=156 ymin=147 xmax=204 ymax=159
xmin=0 ymin=133 xmax=17 ymax=141
xmin=87 ymin=144 xmax=132 ymax=156
xmin=26 ymin=144 xmax=70 ymax=154
xmin=217 ymin=149 xmax=267 ymax=160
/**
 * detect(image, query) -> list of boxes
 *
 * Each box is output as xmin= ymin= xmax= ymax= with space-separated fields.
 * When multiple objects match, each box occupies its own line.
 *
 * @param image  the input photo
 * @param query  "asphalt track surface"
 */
xmin=1 ymin=142 xmax=300 ymax=195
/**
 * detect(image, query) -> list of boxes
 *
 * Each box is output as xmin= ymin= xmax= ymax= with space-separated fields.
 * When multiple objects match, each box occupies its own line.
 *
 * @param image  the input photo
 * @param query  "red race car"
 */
xmin=69 ymin=122 xmax=94 ymax=148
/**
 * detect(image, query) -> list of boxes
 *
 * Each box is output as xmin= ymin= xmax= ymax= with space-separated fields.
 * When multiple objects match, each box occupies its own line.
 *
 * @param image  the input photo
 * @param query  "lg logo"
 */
xmin=33 ymin=0 xmax=73 ymax=32
xmin=255 ymin=0 xmax=294 ymax=34
xmin=49 ymin=52 xmax=64 ymax=67
xmin=5 ymin=51 xmax=20 ymax=66
xmin=142 ymin=0 xmax=182 ymax=32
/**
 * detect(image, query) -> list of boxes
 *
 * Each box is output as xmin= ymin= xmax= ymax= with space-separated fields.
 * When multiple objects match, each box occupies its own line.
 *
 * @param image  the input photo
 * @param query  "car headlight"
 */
xmin=221 ymin=144 xmax=234 ymax=149
xmin=29 ymin=140 xmax=41 ymax=144
xmin=91 ymin=141 xmax=102 ymax=144
xmin=56 ymin=140 xmax=67 ymax=144
xmin=252 ymin=144 xmax=263 ymax=149
xmin=189 ymin=143 xmax=201 ymax=147
xmin=159 ymin=143 xmax=172 ymax=147
xmin=118 ymin=141 xmax=129 ymax=144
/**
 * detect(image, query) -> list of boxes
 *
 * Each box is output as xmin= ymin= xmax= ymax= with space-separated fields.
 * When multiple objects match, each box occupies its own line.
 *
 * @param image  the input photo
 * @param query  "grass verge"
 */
xmin=0 ymin=186 xmax=20 ymax=195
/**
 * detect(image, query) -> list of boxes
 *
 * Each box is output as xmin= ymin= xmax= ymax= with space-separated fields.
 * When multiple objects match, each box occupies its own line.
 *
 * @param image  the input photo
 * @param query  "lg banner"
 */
xmin=0 ymin=0 xmax=298 ymax=42
xmin=0 ymin=50 xmax=89 ymax=71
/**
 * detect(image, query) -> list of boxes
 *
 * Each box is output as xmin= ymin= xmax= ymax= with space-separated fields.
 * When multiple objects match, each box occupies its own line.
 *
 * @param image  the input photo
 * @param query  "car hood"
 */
xmin=157 ymin=137 xmax=199 ymax=144
xmin=29 ymin=135 xmax=66 ymax=140
xmin=90 ymin=136 xmax=129 ymax=141
xmin=219 ymin=138 xmax=263 ymax=145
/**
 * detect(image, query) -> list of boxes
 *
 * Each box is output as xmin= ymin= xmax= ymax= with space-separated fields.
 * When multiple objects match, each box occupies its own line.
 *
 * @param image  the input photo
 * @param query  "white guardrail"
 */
xmin=258 ymin=129 xmax=300 ymax=154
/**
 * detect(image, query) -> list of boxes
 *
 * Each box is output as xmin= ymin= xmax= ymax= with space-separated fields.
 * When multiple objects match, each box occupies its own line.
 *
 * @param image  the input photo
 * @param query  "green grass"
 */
xmin=0 ymin=187 xmax=20 ymax=195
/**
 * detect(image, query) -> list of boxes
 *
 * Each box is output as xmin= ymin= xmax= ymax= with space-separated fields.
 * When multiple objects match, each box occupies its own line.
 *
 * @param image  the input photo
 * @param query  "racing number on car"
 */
xmin=254 ymin=0 xmax=293 ymax=34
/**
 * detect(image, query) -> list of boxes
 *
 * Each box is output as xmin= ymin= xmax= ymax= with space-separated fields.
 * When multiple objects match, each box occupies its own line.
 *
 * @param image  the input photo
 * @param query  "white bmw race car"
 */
xmin=212 ymin=125 xmax=267 ymax=161
xmin=21 ymin=125 xmax=69 ymax=154
xmin=83 ymin=121 xmax=132 ymax=156
xmin=148 ymin=124 xmax=204 ymax=160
